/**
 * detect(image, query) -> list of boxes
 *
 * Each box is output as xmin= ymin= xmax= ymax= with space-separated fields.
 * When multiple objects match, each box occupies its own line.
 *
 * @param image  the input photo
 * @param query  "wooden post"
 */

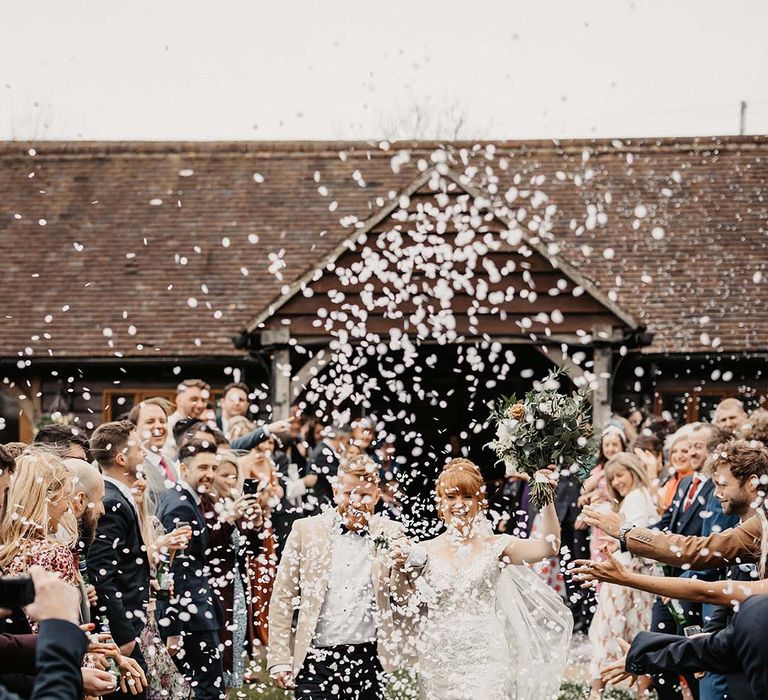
xmin=591 ymin=324 xmax=613 ymax=430
xmin=592 ymin=345 xmax=613 ymax=430
xmin=262 ymin=329 xmax=292 ymax=420
xmin=3 ymin=377 xmax=41 ymax=442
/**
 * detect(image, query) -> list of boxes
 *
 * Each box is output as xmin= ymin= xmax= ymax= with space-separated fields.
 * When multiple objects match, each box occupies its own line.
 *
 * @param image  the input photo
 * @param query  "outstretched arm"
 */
xmin=571 ymin=548 xmax=768 ymax=606
xmin=501 ymin=500 xmax=560 ymax=564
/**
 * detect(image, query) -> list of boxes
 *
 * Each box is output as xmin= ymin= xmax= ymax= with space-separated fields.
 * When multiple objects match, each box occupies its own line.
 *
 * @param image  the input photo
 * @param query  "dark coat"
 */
xmin=88 ymin=480 xmax=151 ymax=645
xmin=0 ymin=620 xmax=87 ymax=700
xmin=155 ymin=484 xmax=223 ymax=636
xmin=627 ymin=594 xmax=768 ymax=700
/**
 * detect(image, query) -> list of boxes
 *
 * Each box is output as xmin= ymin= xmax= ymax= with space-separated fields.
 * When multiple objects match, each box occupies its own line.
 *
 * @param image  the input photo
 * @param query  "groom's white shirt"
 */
xmin=314 ymin=521 xmax=377 ymax=646
xmin=270 ymin=516 xmax=377 ymax=674
xmin=267 ymin=507 xmax=418 ymax=677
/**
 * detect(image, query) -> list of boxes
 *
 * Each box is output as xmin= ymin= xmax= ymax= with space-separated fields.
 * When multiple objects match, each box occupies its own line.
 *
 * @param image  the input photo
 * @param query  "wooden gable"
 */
xmin=253 ymin=168 xmax=638 ymax=343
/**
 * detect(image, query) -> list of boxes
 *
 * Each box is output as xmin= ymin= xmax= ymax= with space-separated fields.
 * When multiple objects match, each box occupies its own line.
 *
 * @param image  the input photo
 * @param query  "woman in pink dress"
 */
xmin=579 ymin=425 xmax=627 ymax=562
xmin=587 ymin=453 xmax=658 ymax=699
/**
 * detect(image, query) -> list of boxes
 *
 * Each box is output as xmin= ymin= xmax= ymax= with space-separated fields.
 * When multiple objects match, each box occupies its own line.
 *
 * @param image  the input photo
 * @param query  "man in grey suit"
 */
xmin=128 ymin=398 xmax=179 ymax=498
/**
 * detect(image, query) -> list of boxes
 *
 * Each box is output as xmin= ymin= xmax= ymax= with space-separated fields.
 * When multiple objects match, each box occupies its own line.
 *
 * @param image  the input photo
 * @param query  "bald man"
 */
xmin=63 ymin=459 xmax=106 ymax=622
xmin=64 ymin=459 xmax=106 ymax=550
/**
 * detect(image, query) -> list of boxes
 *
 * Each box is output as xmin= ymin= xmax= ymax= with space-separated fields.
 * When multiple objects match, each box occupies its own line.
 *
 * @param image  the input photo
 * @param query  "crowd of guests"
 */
xmin=538 ymin=398 xmax=768 ymax=700
xmin=2 ymin=381 xmax=768 ymax=700
xmin=0 ymin=379 xmax=395 ymax=700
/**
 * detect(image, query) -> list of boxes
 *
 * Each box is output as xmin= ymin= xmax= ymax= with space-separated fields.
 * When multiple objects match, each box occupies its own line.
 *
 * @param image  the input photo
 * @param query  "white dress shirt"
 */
xmin=313 ymin=521 xmax=377 ymax=648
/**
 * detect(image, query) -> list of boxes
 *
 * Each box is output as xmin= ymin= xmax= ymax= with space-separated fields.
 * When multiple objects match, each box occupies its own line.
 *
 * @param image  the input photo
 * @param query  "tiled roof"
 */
xmin=0 ymin=137 xmax=766 ymax=359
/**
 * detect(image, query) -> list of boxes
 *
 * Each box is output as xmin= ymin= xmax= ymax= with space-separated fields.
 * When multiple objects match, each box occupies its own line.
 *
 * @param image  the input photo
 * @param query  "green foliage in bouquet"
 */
xmin=489 ymin=368 xmax=597 ymax=508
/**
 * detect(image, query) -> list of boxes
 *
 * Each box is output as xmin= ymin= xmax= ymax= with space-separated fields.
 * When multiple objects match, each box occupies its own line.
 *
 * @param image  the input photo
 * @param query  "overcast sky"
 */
xmin=2 ymin=0 xmax=767 ymax=141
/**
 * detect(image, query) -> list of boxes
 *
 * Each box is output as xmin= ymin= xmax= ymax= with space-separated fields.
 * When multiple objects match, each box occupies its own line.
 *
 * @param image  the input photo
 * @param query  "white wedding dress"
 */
xmin=415 ymin=518 xmax=572 ymax=700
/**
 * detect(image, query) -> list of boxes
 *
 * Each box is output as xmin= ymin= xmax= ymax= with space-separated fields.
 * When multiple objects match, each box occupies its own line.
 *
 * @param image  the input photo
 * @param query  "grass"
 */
xmin=232 ymin=669 xmax=652 ymax=700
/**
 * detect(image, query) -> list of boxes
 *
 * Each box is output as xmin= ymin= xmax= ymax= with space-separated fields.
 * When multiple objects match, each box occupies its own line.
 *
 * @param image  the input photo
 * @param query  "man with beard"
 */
xmin=63 ymin=458 xmax=106 ymax=622
xmin=88 ymin=420 xmax=151 ymax=700
xmin=156 ymin=439 xmax=224 ymax=700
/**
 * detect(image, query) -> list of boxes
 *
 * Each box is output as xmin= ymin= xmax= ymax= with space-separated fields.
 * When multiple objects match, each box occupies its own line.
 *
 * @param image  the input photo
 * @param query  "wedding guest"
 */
xmin=660 ymin=428 xmax=693 ymax=510
xmin=587 ymin=453 xmax=658 ymax=699
xmin=156 ymin=439 xmax=224 ymax=700
xmin=579 ymin=424 xmax=627 ymax=561
xmin=206 ymin=450 xmax=262 ymax=690
xmin=251 ymin=433 xmax=294 ymax=551
xmin=305 ymin=423 xmax=352 ymax=513
xmin=129 ymin=475 xmax=192 ymax=700
xmin=574 ymin=440 xmax=768 ymax=700
xmin=128 ymin=397 xmax=178 ymax=497
xmin=216 ymin=382 xmax=250 ymax=435
xmin=62 ymin=458 xmax=105 ymax=621
xmin=694 ymin=427 xmax=739 ymax=700
xmin=238 ymin=447 xmax=282 ymax=652
xmin=267 ymin=454 xmax=409 ymax=698
xmin=554 ymin=467 xmax=595 ymax=634
xmin=649 ymin=423 xmax=716 ymax=699
xmin=740 ymin=408 xmax=768 ymax=445
xmin=598 ymin=596 xmax=768 ymax=700
xmin=88 ymin=420 xmax=151 ymax=700
xmin=0 ymin=566 xmax=90 ymax=700
xmin=32 ymin=424 xmax=91 ymax=461
xmin=168 ymin=380 xmax=210 ymax=434
xmin=0 ymin=449 xmax=78 ymax=595
xmin=712 ymin=398 xmax=748 ymax=433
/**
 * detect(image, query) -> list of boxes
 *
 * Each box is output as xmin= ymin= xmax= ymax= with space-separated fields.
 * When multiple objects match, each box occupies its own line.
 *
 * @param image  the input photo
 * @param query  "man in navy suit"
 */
xmin=88 ymin=420 xmax=150 ymax=700
xmin=648 ymin=423 xmax=716 ymax=699
xmin=623 ymin=595 xmax=768 ymax=700
xmin=156 ymin=439 xmax=224 ymax=700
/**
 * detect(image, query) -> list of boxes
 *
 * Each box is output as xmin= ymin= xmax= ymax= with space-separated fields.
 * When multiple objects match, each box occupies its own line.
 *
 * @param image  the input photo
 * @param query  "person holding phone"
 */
xmin=207 ymin=450 xmax=262 ymax=690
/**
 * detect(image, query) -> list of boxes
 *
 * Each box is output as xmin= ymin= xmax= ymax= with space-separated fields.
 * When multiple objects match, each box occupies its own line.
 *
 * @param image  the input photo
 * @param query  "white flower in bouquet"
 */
xmin=488 ymin=368 xmax=597 ymax=508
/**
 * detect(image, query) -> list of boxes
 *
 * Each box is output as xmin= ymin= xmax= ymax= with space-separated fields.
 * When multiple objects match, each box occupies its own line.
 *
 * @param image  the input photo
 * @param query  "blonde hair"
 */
xmin=0 ymin=448 xmax=75 ymax=568
xmin=435 ymin=458 xmax=486 ymax=508
xmin=604 ymin=452 xmax=652 ymax=509
xmin=665 ymin=426 xmax=693 ymax=457
xmin=218 ymin=449 xmax=244 ymax=494
xmin=225 ymin=415 xmax=255 ymax=442
xmin=133 ymin=482 xmax=161 ymax=573
xmin=337 ymin=453 xmax=379 ymax=484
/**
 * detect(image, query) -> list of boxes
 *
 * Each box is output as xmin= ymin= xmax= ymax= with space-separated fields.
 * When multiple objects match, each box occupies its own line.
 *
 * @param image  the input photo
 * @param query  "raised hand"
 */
xmin=578 ymin=505 xmax=623 ymax=539
xmin=570 ymin=547 xmax=629 ymax=587
xmin=600 ymin=639 xmax=636 ymax=687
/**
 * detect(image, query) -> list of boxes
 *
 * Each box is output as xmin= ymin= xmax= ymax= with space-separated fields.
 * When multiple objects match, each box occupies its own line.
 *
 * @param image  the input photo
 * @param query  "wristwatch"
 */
xmin=618 ymin=521 xmax=636 ymax=545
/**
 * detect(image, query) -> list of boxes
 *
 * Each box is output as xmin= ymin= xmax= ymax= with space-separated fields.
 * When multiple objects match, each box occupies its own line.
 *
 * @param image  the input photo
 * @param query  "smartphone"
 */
xmin=242 ymin=478 xmax=264 ymax=497
xmin=683 ymin=625 xmax=703 ymax=638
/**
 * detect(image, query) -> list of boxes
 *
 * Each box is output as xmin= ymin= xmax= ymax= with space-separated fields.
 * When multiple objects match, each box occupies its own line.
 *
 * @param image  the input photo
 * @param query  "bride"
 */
xmin=393 ymin=458 xmax=573 ymax=700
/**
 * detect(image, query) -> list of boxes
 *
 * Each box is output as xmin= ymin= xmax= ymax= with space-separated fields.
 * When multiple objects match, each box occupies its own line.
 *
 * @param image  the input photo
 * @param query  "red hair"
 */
xmin=436 ymin=458 xmax=486 ymax=508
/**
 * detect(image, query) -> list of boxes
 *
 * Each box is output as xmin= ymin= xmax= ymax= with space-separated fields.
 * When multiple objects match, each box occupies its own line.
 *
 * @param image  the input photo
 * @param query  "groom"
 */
xmin=268 ymin=453 xmax=416 ymax=699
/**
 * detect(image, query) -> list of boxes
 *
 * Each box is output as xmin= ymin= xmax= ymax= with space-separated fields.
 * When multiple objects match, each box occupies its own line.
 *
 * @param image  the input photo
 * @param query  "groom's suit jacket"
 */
xmin=267 ymin=509 xmax=413 ymax=676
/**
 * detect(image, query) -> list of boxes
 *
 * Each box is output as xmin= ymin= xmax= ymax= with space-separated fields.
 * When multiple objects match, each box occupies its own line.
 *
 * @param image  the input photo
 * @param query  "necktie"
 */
xmin=683 ymin=476 xmax=701 ymax=511
xmin=159 ymin=456 xmax=176 ymax=483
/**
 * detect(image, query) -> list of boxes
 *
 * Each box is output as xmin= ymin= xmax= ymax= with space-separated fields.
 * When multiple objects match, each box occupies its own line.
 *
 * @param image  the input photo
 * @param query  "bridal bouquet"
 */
xmin=489 ymin=369 xmax=596 ymax=508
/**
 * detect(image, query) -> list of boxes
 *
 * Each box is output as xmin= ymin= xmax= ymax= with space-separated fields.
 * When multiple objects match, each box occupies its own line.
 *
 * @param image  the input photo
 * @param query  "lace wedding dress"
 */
xmin=416 ymin=519 xmax=572 ymax=700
